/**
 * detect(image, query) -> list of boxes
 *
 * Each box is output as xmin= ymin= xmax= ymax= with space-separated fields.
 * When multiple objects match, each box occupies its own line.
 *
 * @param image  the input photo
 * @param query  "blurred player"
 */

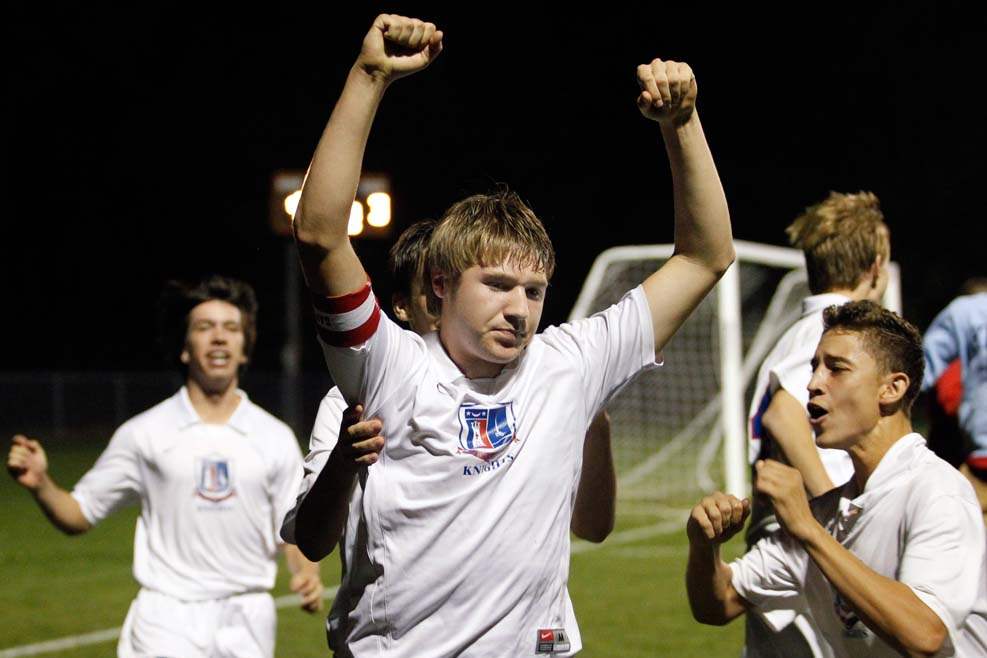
xmin=922 ymin=281 xmax=987 ymax=524
xmin=745 ymin=191 xmax=890 ymax=656
xmin=687 ymin=301 xmax=987 ymax=657
xmin=281 ymin=221 xmax=618 ymax=629
xmin=6 ymin=275 xmax=323 ymax=658
xmin=288 ymin=13 xmax=733 ymax=655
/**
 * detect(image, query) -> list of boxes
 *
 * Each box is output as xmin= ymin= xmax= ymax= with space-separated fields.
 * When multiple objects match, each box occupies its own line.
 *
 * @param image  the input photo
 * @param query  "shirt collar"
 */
xmin=840 ymin=432 xmax=926 ymax=512
xmin=801 ymin=293 xmax=852 ymax=318
xmin=424 ymin=331 xmax=523 ymax=394
xmin=175 ymin=386 xmax=252 ymax=435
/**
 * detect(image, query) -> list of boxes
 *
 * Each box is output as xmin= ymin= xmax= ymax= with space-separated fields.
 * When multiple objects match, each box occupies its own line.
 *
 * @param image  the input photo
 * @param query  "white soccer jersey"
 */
xmin=71 ymin=387 xmax=304 ymax=600
xmin=311 ymin=283 xmax=658 ymax=657
xmin=748 ymin=293 xmax=854 ymax=486
xmin=731 ymin=433 xmax=987 ymax=658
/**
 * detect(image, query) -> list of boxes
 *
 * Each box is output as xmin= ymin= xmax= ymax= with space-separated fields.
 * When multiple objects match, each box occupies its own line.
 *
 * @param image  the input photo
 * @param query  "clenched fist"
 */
xmin=357 ymin=14 xmax=444 ymax=84
xmin=7 ymin=435 xmax=49 ymax=491
xmin=687 ymin=491 xmax=750 ymax=547
xmin=636 ymin=59 xmax=697 ymax=126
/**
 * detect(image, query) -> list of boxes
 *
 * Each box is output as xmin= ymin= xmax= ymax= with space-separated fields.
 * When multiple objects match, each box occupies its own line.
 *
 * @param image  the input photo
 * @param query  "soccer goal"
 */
xmin=569 ymin=240 xmax=901 ymax=522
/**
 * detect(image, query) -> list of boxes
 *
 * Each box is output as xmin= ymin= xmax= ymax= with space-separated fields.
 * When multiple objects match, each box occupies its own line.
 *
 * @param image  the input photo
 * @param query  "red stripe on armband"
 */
xmin=311 ymin=281 xmax=382 ymax=347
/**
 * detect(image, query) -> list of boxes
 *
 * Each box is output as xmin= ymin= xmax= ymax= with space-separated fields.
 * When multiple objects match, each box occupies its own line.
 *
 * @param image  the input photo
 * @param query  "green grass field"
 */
xmin=0 ymin=441 xmax=746 ymax=657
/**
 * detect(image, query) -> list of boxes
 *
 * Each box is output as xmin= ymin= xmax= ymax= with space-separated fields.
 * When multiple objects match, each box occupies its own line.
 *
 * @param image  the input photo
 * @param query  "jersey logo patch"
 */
xmin=458 ymin=402 xmax=517 ymax=460
xmin=195 ymin=455 xmax=236 ymax=502
xmin=535 ymin=628 xmax=570 ymax=654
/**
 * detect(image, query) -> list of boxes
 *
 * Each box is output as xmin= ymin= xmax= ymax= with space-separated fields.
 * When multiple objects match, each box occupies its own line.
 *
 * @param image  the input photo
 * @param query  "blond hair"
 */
xmin=426 ymin=188 xmax=555 ymax=314
xmin=786 ymin=191 xmax=889 ymax=294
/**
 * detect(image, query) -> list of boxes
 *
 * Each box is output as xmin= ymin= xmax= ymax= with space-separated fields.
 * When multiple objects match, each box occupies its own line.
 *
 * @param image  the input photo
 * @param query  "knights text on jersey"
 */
xmin=315 ymin=285 xmax=658 ymax=657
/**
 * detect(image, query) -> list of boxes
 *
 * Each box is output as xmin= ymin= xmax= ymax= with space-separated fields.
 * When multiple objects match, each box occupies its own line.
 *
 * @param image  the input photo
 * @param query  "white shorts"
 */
xmin=117 ymin=588 xmax=276 ymax=658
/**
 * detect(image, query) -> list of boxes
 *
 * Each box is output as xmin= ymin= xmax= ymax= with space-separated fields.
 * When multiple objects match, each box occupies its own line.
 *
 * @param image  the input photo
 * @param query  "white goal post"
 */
xmin=569 ymin=240 xmax=901 ymax=512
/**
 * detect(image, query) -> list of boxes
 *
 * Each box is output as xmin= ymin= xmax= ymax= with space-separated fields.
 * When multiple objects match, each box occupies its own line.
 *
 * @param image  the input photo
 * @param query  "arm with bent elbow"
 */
xmin=7 ymin=435 xmax=91 ymax=535
xmin=684 ymin=491 xmax=751 ymax=625
xmin=571 ymin=411 xmax=616 ymax=543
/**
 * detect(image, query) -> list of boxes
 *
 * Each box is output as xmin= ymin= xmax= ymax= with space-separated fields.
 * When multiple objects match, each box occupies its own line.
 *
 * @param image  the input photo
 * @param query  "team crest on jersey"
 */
xmin=195 ymin=455 xmax=236 ymax=502
xmin=458 ymin=402 xmax=517 ymax=460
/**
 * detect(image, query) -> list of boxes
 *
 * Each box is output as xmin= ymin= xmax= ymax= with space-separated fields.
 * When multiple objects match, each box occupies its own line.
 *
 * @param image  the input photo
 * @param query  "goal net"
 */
xmin=568 ymin=240 xmax=901 ymax=522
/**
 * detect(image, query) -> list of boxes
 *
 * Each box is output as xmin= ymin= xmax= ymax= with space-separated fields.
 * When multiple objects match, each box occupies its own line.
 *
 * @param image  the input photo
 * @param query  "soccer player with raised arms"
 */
xmin=6 ymin=276 xmax=324 ymax=658
xmin=291 ymin=14 xmax=733 ymax=656
xmin=687 ymin=301 xmax=987 ymax=657
xmin=281 ymin=221 xmax=619 ymax=638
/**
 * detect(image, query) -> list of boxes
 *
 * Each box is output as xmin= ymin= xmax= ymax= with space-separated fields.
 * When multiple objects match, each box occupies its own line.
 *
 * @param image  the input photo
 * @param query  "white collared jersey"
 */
xmin=731 ymin=434 xmax=987 ymax=658
xmin=71 ymin=387 xmax=304 ymax=601
xmin=748 ymin=293 xmax=855 ymax=486
xmin=313 ymin=284 xmax=658 ymax=657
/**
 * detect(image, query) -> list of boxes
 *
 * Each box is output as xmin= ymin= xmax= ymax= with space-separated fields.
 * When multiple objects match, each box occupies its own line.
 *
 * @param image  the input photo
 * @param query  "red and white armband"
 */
xmin=311 ymin=281 xmax=381 ymax=347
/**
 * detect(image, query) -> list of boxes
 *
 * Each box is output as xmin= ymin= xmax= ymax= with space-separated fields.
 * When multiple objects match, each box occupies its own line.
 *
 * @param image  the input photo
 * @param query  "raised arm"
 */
xmin=757 ymin=460 xmax=949 ymax=656
xmin=685 ymin=491 xmax=751 ymax=624
xmin=7 ymin=435 xmax=91 ymax=535
xmin=636 ymin=60 xmax=735 ymax=355
xmin=293 ymin=14 xmax=443 ymax=296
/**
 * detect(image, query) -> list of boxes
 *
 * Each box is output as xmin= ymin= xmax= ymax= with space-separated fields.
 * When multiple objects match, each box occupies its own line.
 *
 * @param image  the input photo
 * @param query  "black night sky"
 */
xmin=6 ymin=5 xmax=985 ymax=373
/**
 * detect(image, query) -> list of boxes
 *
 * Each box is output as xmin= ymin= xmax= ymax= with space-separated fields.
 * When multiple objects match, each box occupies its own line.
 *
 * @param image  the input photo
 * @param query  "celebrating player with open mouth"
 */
xmin=687 ymin=301 xmax=987 ymax=657
xmin=291 ymin=13 xmax=734 ymax=656
xmin=6 ymin=276 xmax=324 ymax=658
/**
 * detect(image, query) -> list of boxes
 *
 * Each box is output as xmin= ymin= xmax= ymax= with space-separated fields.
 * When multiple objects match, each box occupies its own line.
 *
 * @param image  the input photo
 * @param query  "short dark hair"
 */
xmin=388 ymin=219 xmax=437 ymax=299
xmin=157 ymin=275 xmax=258 ymax=372
xmin=822 ymin=300 xmax=924 ymax=413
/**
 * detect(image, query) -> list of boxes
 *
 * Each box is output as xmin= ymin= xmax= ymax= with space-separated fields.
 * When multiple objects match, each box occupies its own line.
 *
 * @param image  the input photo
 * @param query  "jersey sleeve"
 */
xmin=897 ymin=492 xmax=986 ymax=653
xmin=549 ymin=286 xmax=659 ymax=421
xmin=70 ymin=424 xmax=143 ymax=525
xmin=922 ymin=301 xmax=962 ymax=392
xmin=767 ymin=325 xmax=819 ymax=404
xmin=729 ymin=533 xmax=808 ymax=630
xmin=279 ymin=388 xmax=347 ymax=544
xmin=312 ymin=281 xmax=427 ymax=415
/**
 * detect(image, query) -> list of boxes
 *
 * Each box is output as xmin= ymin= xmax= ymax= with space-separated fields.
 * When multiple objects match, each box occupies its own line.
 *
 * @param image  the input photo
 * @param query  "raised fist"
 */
xmin=687 ymin=491 xmax=750 ymax=547
xmin=7 ymin=435 xmax=49 ymax=491
xmin=357 ymin=14 xmax=444 ymax=83
xmin=636 ymin=59 xmax=697 ymax=126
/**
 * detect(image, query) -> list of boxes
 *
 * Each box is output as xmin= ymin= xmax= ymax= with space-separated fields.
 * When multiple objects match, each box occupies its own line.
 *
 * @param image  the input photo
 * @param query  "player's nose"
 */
xmin=502 ymin=287 xmax=528 ymax=319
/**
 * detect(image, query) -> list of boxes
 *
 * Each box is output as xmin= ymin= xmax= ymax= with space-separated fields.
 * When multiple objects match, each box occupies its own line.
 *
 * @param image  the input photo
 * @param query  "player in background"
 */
xmin=922 ymin=280 xmax=987 ymax=524
xmin=687 ymin=301 xmax=987 ymax=657
xmin=922 ymin=279 xmax=987 ymax=471
xmin=6 ymin=275 xmax=323 ymax=658
xmin=744 ymin=192 xmax=890 ymax=656
xmin=281 ymin=220 xmax=617 ymax=568
xmin=289 ymin=13 xmax=733 ymax=656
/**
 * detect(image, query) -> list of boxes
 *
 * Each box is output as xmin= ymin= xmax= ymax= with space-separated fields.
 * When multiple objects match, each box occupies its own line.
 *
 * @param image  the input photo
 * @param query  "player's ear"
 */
xmin=869 ymin=254 xmax=884 ymax=289
xmin=392 ymin=293 xmax=410 ymax=323
xmin=180 ymin=349 xmax=191 ymax=365
xmin=431 ymin=271 xmax=447 ymax=300
xmin=878 ymin=371 xmax=909 ymax=411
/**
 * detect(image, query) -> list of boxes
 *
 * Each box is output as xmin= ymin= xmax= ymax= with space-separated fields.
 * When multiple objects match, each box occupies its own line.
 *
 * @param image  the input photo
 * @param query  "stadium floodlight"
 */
xmin=283 ymin=190 xmax=302 ymax=219
xmin=348 ymin=201 xmax=365 ymax=236
xmin=366 ymin=192 xmax=392 ymax=227
xmin=269 ymin=170 xmax=393 ymax=239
